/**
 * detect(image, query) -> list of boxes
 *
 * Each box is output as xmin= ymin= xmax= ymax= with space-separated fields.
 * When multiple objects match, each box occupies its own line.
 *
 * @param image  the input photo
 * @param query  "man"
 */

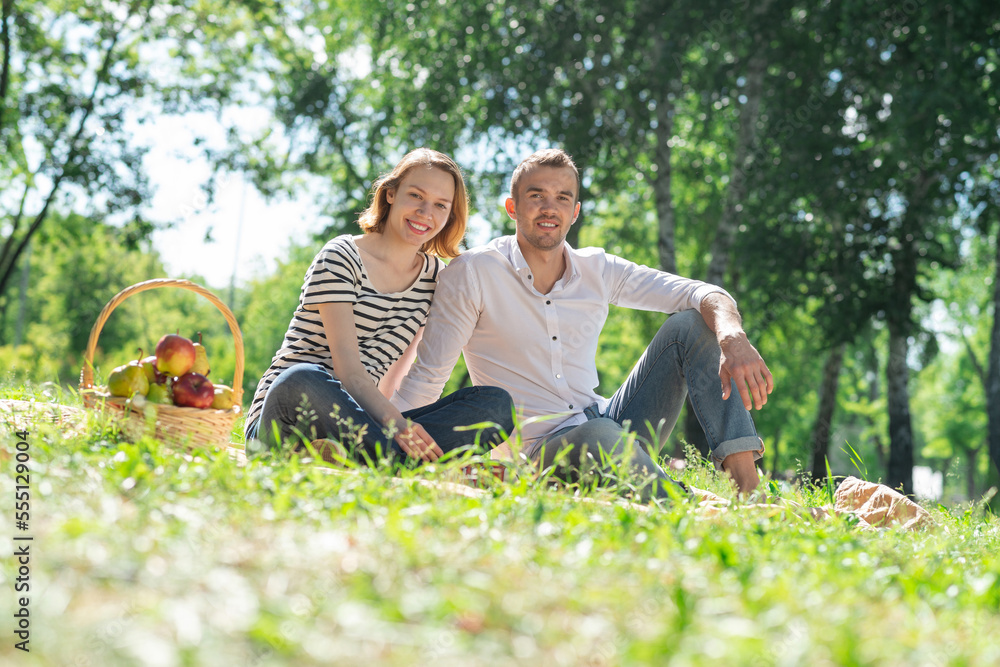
xmin=394 ymin=148 xmax=772 ymax=499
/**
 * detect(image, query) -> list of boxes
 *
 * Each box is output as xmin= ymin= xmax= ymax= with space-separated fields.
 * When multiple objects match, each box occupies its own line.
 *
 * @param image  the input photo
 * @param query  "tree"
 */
xmin=915 ymin=233 xmax=1000 ymax=499
xmin=0 ymin=0 xmax=273 ymax=330
xmin=736 ymin=1 xmax=1000 ymax=494
xmin=976 ymin=153 xmax=1000 ymax=493
xmin=828 ymin=1 xmax=998 ymax=494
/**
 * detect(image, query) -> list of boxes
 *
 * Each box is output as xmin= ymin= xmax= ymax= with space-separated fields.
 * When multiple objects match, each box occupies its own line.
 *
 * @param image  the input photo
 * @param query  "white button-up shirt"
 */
xmin=394 ymin=236 xmax=733 ymax=444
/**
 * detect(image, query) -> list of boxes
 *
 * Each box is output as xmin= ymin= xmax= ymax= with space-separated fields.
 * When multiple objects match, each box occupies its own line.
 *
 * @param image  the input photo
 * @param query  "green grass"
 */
xmin=2 ymin=385 xmax=999 ymax=666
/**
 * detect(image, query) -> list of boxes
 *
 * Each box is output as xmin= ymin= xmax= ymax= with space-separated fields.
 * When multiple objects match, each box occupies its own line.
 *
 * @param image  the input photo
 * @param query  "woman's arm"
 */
xmin=318 ymin=303 xmax=442 ymax=461
xmin=378 ymin=327 xmax=424 ymax=399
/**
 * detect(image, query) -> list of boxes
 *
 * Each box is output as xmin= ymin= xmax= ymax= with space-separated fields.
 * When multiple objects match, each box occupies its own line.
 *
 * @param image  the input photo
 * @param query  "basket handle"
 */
xmin=79 ymin=278 xmax=245 ymax=406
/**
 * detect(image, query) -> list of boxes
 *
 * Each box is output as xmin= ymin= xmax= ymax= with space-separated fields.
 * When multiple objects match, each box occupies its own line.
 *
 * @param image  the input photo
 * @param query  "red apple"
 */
xmin=155 ymin=334 xmax=196 ymax=377
xmin=172 ymin=372 xmax=215 ymax=408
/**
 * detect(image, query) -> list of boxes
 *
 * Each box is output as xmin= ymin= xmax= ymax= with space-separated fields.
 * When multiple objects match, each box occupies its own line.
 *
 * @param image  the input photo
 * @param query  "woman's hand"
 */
xmin=394 ymin=421 xmax=444 ymax=462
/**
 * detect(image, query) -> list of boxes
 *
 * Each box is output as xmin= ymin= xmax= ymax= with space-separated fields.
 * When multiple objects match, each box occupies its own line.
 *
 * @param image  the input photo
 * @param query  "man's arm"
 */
xmin=393 ymin=257 xmax=481 ymax=410
xmin=605 ymin=252 xmax=772 ymax=409
xmin=699 ymin=292 xmax=773 ymax=411
xmin=379 ymin=327 xmax=424 ymax=398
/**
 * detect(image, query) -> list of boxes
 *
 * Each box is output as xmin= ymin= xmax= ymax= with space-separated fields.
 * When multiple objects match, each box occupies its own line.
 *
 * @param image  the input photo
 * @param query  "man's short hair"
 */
xmin=510 ymin=148 xmax=580 ymax=202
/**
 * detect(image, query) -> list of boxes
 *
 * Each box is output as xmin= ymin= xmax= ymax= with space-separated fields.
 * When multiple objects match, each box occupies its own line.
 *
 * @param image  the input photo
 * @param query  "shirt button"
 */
xmin=551 ymin=336 xmax=557 ymax=341
xmin=546 ymin=300 xmax=551 ymax=305
xmin=556 ymin=374 xmax=561 ymax=379
xmin=528 ymin=274 xmax=533 ymax=280
xmin=569 ymin=404 xmax=574 ymax=409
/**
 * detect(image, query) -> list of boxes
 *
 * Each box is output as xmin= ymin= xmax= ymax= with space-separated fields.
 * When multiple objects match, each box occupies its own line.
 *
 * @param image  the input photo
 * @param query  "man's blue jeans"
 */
xmin=530 ymin=310 xmax=762 ymax=501
xmin=245 ymin=363 xmax=515 ymax=462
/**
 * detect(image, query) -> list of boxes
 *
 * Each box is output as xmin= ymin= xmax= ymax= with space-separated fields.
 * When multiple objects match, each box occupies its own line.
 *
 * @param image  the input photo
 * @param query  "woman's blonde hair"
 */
xmin=357 ymin=148 xmax=468 ymax=259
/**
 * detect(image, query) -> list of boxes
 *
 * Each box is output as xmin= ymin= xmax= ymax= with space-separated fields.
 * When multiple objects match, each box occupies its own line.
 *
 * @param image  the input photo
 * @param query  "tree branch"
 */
xmin=0 ymin=180 xmax=30 ymax=277
xmin=961 ymin=330 xmax=988 ymax=387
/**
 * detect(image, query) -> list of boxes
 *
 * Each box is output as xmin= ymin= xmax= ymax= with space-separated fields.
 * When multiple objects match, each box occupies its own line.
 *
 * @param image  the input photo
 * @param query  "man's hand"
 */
xmin=719 ymin=331 xmax=773 ymax=410
xmin=394 ymin=421 xmax=444 ymax=462
xmin=700 ymin=293 xmax=774 ymax=411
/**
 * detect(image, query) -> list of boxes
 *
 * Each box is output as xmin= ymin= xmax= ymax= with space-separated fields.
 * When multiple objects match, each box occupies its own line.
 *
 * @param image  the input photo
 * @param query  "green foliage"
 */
xmin=233 ymin=242 xmax=317 ymax=401
xmin=746 ymin=307 xmax=827 ymax=476
xmin=0 ymin=213 xmax=166 ymax=382
xmin=0 ymin=343 xmax=62 ymax=386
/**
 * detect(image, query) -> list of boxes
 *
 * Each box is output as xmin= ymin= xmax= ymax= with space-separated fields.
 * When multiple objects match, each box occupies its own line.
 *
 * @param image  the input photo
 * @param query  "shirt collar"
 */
xmin=496 ymin=236 xmax=581 ymax=289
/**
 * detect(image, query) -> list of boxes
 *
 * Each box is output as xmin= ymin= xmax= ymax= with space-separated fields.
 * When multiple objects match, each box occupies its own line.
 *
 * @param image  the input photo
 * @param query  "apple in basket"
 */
xmin=172 ymin=372 xmax=215 ymax=409
xmin=155 ymin=333 xmax=196 ymax=377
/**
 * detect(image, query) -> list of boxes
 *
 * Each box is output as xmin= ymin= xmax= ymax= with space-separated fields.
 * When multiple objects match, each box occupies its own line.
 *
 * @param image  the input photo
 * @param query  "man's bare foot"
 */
xmin=721 ymin=450 xmax=760 ymax=496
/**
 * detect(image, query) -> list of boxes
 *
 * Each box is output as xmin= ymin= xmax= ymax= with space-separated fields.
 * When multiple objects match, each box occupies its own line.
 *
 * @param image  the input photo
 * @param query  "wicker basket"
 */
xmin=79 ymin=278 xmax=244 ymax=450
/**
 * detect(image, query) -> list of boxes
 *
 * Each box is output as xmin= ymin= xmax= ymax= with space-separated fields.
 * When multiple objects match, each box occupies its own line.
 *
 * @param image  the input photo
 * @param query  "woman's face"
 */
xmin=385 ymin=166 xmax=455 ymax=247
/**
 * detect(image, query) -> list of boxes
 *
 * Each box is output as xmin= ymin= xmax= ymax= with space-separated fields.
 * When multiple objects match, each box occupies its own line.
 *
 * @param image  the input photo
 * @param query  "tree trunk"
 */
xmin=649 ymin=32 xmax=696 ymax=453
xmin=965 ymin=448 xmax=978 ymax=500
xmin=0 ymin=0 xmax=13 ymax=132
xmin=705 ymin=3 xmax=769 ymax=287
xmin=810 ymin=343 xmax=846 ymax=484
xmin=886 ymin=322 xmax=915 ymax=495
xmin=860 ymin=342 xmax=888 ymax=471
xmin=652 ymin=89 xmax=677 ymax=275
xmin=13 ymin=240 xmax=28 ymax=345
xmin=565 ymin=214 xmax=581 ymax=250
xmin=988 ymin=230 xmax=1000 ymax=497
xmin=691 ymin=8 xmax=771 ymax=450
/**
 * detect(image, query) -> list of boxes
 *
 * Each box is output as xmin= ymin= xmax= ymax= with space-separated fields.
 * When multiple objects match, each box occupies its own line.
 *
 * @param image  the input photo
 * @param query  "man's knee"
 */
xmin=661 ymin=308 xmax=710 ymax=339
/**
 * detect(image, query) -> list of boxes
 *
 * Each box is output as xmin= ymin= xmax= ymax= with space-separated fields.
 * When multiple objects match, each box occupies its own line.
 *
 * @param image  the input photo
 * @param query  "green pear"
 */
xmin=139 ymin=355 xmax=164 ymax=384
xmin=192 ymin=342 xmax=210 ymax=376
xmin=107 ymin=363 xmax=149 ymax=398
xmin=210 ymin=384 xmax=234 ymax=410
xmin=146 ymin=382 xmax=173 ymax=405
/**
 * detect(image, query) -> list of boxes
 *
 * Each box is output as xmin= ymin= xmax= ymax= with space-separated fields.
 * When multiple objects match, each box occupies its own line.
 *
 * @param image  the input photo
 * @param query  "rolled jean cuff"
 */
xmin=709 ymin=436 xmax=764 ymax=468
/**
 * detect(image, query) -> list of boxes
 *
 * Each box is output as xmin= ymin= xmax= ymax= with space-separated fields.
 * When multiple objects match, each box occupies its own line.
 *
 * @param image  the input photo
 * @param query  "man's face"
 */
xmin=506 ymin=165 xmax=581 ymax=252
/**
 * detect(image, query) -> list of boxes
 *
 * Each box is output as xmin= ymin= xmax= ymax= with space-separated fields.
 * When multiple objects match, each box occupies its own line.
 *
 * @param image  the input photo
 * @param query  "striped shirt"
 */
xmin=245 ymin=234 xmax=444 ymax=436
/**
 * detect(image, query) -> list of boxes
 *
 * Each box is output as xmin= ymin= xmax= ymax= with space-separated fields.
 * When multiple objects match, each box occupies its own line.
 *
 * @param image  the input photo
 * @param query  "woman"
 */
xmin=244 ymin=148 xmax=513 ymax=463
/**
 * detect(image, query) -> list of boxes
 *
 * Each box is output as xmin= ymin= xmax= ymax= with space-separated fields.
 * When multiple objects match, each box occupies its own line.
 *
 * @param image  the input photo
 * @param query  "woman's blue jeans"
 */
xmin=245 ymin=363 xmax=515 ymax=462
xmin=530 ymin=310 xmax=762 ymax=501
